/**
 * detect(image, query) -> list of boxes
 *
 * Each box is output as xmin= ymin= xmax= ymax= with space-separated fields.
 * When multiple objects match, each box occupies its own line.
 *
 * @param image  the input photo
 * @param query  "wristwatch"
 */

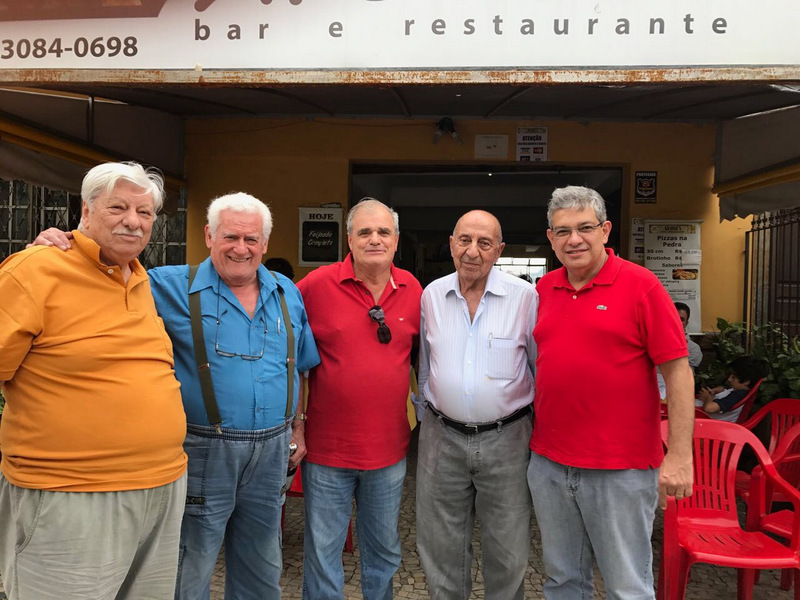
xmin=293 ymin=412 xmax=307 ymax=422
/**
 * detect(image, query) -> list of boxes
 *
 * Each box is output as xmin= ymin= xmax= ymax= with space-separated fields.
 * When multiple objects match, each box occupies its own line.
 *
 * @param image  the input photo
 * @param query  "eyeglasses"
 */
xmin=368 ymin=305 xmax=392 ymax=344
xmin=551 ymin=223 xmax=604 ymax=239
xmin=214 ymin=288 xmax=268 ymax=360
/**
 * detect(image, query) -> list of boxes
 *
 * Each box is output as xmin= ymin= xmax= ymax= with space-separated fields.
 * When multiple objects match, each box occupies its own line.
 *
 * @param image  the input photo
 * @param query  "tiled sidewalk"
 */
xmin=1 ymin=441 xmax=794 ymax=600
xmin=266 ymin=459 xmax=792 ymax=600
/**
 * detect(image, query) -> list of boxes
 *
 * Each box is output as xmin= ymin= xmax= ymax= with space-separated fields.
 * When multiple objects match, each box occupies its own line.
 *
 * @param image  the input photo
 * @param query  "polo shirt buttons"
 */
xmin=107 ymin=269 xmax=114 ymax=274
xmin=572 ymin=295 xmax=577 ymax=300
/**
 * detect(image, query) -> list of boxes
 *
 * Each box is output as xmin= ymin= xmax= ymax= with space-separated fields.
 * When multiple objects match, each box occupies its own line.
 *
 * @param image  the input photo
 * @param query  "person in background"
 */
xmin=674 ymin=302 xmax=703 ymax=372
xmin=698 ymin=356 xmax=767 ymax=422
xmin=264 ymin=256 xmax=295 ymax=280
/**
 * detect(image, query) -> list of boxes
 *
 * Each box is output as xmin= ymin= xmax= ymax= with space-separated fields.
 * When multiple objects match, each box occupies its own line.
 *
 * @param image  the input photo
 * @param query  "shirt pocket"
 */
xmin=486 ymin=337 xmax=519 ymax=380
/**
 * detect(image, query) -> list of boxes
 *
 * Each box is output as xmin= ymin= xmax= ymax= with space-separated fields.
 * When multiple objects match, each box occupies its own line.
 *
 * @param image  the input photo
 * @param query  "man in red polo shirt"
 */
xmin=296 ymin=198 xmax=422 ymax=600
xmin=529 ymin=186 xmax=694 ymax=600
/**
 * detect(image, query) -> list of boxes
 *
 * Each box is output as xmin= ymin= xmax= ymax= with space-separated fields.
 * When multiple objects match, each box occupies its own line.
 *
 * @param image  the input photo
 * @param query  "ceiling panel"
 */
xmin=6 ymin=80 xmax=800 ymax=123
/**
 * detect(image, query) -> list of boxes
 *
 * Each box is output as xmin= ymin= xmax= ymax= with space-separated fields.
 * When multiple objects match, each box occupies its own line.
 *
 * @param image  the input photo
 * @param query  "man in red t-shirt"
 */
xmin=296 ymin=198 xmax=422 ymax=600
xmin=529 ymin=186 xmax=694 ymax=600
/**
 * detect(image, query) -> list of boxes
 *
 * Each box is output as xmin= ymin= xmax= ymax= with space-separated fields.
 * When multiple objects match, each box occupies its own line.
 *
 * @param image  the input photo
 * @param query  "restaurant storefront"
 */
xmin=1 ymin=0 xmax=798 ymax=332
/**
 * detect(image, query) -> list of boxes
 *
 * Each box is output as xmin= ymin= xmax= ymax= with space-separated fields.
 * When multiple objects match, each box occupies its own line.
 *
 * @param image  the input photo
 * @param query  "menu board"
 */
xmin=644 ymin=220 xmax=702 ymax=333
xmin=298 ymin=207 xmax=342 ymax=266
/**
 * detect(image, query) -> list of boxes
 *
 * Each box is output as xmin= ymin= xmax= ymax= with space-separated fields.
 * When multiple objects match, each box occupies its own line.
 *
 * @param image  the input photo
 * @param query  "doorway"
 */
xmin=351 ymin=164 xmax=623 ymax=287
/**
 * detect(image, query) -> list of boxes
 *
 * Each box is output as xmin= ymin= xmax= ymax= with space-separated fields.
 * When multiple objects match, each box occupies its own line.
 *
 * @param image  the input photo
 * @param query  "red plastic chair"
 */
xmin=745 ymin=422 xmax=800 ymax=592
xmin=694 ymin=407 xmax=710 ymax=420
xmin=280 ymin=464 xmax=355 ymax=553
xmin=657 ymin=419 xmax=800 ymax=600
xmin=732 ymin=378 xmax=765 ymax=425
xmin=736 ymin=398 xmax=800 ymax=502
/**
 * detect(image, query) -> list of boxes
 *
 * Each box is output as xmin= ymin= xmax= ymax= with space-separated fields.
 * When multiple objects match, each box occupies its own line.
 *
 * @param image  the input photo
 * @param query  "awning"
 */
xmin=715 ymin=105 xmax=800 ymax=220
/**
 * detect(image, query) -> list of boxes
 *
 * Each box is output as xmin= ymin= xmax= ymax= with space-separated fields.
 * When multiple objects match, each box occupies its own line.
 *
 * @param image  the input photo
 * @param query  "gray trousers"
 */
xmin=0 ymin=472 xmax=187 ymax=600
xmin=416 ymin=412 xmax=533 ymax=600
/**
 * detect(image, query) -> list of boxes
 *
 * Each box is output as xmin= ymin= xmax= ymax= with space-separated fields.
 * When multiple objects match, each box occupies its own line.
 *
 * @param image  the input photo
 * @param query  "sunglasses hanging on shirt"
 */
xmin=368 ymin=305 xmax=392 ymax=344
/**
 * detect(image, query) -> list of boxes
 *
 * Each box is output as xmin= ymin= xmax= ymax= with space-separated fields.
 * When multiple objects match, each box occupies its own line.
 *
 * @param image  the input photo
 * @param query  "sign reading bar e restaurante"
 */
xmin=0 ymin=0 xmax=797 ymax=73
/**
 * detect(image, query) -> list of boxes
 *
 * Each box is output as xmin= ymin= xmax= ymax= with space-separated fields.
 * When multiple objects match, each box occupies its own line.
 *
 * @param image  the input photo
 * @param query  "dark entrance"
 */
xmin=351 ymin=164 xmax=623 ymax=286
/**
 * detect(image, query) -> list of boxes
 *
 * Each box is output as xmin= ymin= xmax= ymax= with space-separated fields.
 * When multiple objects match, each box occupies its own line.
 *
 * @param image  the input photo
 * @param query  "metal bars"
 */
xmin=0 ymin=177 xmax=186 ymax=268
xmin=745 ymin=207 xmax=800 ymax=340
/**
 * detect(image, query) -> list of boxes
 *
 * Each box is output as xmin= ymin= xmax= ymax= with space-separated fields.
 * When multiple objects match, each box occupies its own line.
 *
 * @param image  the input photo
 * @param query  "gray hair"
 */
xmin=207 ymin=192 xmax=273 ymax=240
xmin=346 ymin=198 xmax=399 ymax=235
xmin=547 ymin=186 xmax=607 ymax=228
xmin=81 ymin=161 xmax=165 ymax=213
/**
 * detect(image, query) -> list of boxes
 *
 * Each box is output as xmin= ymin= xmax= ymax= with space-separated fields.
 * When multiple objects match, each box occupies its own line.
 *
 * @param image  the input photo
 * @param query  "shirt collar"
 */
xmin=446 ymin=266 xmax=507 ymax=299
xmin=550 ymin=248 xmax=621 ymax=291
xmin=72 ymin=229 xmax=146 ymax=278
xmin=190 ymin=257 xmax=279 ymax=297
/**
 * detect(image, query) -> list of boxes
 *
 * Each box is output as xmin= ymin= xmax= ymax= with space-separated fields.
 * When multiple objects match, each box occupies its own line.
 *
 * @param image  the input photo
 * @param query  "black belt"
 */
xmin=428 ymin=404 xmax=532 ymax=435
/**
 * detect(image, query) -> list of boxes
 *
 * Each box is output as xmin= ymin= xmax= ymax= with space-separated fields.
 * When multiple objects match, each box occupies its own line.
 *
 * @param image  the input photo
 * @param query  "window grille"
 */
xmin=744 ymin=207 xmax=800 ymax=340
xmin=0 ymin=178 xmax=186 ymax=268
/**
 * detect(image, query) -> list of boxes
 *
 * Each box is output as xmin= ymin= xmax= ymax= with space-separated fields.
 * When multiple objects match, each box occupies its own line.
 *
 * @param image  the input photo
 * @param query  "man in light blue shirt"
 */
xmin=149 ymin=193 xmax=320 ymax=600
xmin=416 ymin=210 xmax=538 ymax=600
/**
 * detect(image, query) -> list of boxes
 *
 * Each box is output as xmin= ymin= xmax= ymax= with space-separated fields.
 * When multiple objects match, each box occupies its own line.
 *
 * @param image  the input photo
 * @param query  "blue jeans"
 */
xmin=527 ymin=452 xmax=658 ymax=600
xmin=416 ymin=413 xmax=532 ymax=600
xmin=301 ymin=459 xmax=406 ymax=600
xmin=175 ymin=422 xmax=291 ymax=600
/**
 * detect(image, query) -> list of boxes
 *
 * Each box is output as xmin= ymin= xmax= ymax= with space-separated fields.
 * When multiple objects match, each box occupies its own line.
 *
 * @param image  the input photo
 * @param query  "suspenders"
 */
xmin=188 ymin=266 xmax=295 ymax=433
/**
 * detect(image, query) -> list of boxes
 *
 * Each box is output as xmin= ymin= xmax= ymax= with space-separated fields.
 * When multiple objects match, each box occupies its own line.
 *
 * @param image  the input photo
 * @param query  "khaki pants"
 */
xmin=0 ymin=473 xmax=186 ymax=600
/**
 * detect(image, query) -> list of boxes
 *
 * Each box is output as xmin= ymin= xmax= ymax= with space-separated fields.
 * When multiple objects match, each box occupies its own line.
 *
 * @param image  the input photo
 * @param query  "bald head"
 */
xmin=450 ymin=210 xmax=505 ymax=290
xmin=452 ymin=210 xmax=503 ymax=242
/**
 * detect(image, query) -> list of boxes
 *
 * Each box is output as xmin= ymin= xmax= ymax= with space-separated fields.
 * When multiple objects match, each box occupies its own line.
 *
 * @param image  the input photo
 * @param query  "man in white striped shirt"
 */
xmin=416 ymin=210 xmax=538 ymax=600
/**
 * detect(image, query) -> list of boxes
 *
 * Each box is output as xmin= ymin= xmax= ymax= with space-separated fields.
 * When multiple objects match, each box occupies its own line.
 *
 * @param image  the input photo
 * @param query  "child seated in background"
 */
xmin=697 ymin=356 xmax=768 ymax=422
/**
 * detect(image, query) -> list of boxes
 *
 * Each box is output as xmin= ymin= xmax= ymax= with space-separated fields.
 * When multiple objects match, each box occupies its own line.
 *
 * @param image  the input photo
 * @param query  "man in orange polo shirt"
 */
xmin=0 ymin=162 xmax=187 ymax=600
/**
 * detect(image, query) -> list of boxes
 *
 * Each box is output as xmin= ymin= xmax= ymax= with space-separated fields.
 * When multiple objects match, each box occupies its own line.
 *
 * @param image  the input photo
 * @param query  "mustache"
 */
xmin=112 ymin=227 xmax=144 ymax=238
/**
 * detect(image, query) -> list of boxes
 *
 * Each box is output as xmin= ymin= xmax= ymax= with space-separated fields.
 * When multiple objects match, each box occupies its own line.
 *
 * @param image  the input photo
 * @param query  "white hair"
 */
xmin=206 ymin=192 xmax=273 ymax=239
xmin=81 ymin=161 xmax=165 ymax=212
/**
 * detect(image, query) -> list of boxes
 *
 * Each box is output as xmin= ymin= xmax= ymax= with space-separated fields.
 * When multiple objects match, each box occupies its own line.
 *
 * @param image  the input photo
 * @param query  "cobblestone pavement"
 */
xmin=0 ymin=438 xmax=794 ymax=600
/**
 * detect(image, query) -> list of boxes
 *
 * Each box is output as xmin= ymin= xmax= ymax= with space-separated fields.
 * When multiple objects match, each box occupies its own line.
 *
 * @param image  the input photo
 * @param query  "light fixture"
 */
xmin=433 ymin=117 xmax=462 ymax=145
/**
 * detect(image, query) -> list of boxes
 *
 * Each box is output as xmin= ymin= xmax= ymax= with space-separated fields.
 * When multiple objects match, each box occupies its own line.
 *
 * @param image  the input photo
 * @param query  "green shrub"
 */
xmin=697 ymin=318 xmax=800 ymax=407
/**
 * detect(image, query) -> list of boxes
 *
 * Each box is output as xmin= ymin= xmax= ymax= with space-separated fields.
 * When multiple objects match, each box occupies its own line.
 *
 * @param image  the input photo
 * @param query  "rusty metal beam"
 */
xmin=0 ymin=66 xmax=798 ymax=87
